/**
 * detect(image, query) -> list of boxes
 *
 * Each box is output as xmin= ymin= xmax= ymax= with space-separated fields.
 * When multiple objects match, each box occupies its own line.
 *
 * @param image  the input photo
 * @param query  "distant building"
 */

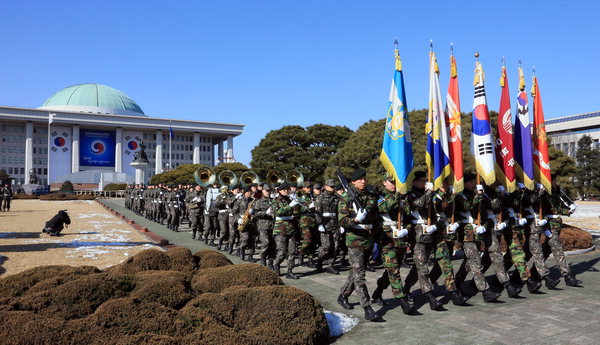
xmin=546 ymin=111 xmax=600 ymax=159
xmin=0 ymin=84 xmax=244 ymax=187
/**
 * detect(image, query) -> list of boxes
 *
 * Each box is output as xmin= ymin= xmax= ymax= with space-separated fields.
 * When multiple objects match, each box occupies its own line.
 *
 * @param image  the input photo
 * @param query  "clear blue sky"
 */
xmin=1 ymin=1 xmax=598 ymax=165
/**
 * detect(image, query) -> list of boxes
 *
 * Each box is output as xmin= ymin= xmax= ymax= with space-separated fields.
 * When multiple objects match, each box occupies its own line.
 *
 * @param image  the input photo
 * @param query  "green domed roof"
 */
xmin=39 ymin=84 xmax=145 ymax=116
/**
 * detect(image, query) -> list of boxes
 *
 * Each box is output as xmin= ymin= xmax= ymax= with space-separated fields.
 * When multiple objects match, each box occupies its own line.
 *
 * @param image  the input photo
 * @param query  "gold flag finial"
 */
xmin=500 ymin=66 xmax=506 ymax=87
xmin=450 ymin=55 xmax=457 ymax=78
xmin=531 ymin=75 xmax=537 ymax=98
xmin=395 ymin=49 xmax=402 ymax=71
xmin=518 ymin=63 xmax=525 ymax=91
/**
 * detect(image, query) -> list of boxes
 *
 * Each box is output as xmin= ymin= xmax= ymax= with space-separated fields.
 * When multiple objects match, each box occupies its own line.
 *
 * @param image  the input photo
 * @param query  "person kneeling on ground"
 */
xmin=42 ymin=210 xmax=71 ymax=236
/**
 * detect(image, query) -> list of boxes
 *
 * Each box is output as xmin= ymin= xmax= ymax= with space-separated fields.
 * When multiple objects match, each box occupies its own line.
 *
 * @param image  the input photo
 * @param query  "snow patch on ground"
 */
xmin=569 ymin=204 xmax=600 ymax=219
xmin=78 ymin=213 xmax=114 ymax=219
xmin=324 ymin=310 xmax=358 ymax=337
xmin=64 ymin=243 xmax=156 ymax=260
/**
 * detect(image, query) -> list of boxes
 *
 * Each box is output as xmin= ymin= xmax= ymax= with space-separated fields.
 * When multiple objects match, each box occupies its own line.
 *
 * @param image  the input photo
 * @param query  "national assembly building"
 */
xmin=0 ymin=84 xmax=244 ymax=188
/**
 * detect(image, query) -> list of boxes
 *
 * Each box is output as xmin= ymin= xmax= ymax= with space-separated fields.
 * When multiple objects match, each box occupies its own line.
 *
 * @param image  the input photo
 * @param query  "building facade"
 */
xmin=0 ymin=84 xmax=244 ymax=186
xmin=546 ymin=111 xmax=600 ymax=158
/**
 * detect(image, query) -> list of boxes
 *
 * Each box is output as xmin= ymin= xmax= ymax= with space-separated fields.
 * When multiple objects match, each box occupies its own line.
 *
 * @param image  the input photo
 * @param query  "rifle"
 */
xmin=335 ymin=168 xmax=364 ymax=212
xmin=559 ymin=187 xmax=574 ymax=206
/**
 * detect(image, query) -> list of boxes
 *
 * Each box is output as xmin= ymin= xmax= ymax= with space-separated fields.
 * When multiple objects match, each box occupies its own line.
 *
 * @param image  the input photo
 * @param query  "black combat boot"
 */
xmin=366 ymin=264 xmax=376 ymax=272
xmin=364 ymin=306 xmax=380 ymax=321
xmin=425 ymin=292 xmax=443 ymax=310
xmin=449 ymin=290 xmax=469 ymax=306
xmin=482 ymin=289 xmax=501 ymax=302
xmin=223 ymin=245 xmax=230 ymax=252
xmin=217 ymin=244 xmax=222 ymax=251
xmin=228 ymin=246 xmax=233 ymax=255
xmin=326 ymin=266 xmax=340 ymax=275
xmin=564 ymin=274 xmax=582 ymax=287
xmin=260 ymin=258 xmax=266 ymax=267
xmin=298 ymin=253 xmax=305 ymax=266
xmin=204 ymin=237 xmax=209 ymax=245
xmin=504 ymin=281 xmax=522 ymax=298
xmin=527 ymin=278 xmax=543 ymax=293
xmin=286 ymin=266 xmax=299 ymax=280
xmin=371 ymin=287 xmax=387 ymax=306
xmin=402 ymin=287 xmax=414 ymax=303
xmin=544 ymin=275 xmax=560 ymax=290
xmin=337 ymin=293 xmax=353 ymax=310
xmin=208 ymin=239 xmax=216 ymax=247
xmin=273 ymin=264 xmax=281 ymax=276
xmin=397 ymin=296 xmax=415 ymax=315
xmin=315 ymin=259 xmax=323 ymax=272
xmin=306 ymin=258 xmax=316 ymax=268
xmin=246 ymin=253 xmax=254 ymax=263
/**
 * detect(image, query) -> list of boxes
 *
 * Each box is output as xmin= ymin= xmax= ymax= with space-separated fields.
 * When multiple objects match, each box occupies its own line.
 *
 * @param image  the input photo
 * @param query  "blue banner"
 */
xmin=80 ymin=129 xmax=116 ymax=167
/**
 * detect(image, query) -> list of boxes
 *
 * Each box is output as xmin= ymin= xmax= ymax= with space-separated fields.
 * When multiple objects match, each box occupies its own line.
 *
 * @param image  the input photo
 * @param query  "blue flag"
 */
xmin=380 ymin=47 xmax=414 ymax=194
xmin=169 ymin=122 xmax=174 ymax=139
xmin=513 ymin=67 xmax=535 ymax=190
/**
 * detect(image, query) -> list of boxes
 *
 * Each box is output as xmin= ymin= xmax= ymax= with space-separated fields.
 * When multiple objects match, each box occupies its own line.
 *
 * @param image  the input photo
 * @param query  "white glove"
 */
xmin=249 ymin=209 xmax=254 ymax=215
xmin=318 ymin=224 xmax=326 ymax=232
xmin=425 ymin=182 xmax=434 ymax=191
xmin=495 ymin=221 xmax=508 ymax=231
xmin=544 ymin=229 xmax=553 ymax=238
xmin=236 ymin=193 xmax=243 ymax=199
xmin=536 ymin=183 xmax=545 ymax=192
xmin=496 ymin=185 xmax=506 ymax=194
xmin=569 ymin=204 xmax=577 ymax=213
xmin=425 ymin=224 xmax=437 ymax=234
xmin=536 ymin=218 xmax=547 ymax=227
xmin=476 ymin=184 xmax=484 ymax=193
xmin=192 ymin=197 xmax=199 ymax=202
xmin=392 ymin=226 xmax=409 ymax=238
xmin=237 ymin=218 xmax=242 ymax=224
xmin=339 ymin=226 xmax=345 ymax=234
xmin=475 ymin=225 xmax=486 ymax=234
xmin=446 ymin=222 xmax=459 ymax=234
xmin=266 ymin=207 xmax=272 ymax=215
xmin=289 ymin=200 xmax=298 ymax=207
xmin=518 ymin=218 xmax=528 ymax=226
xmin=354 ymin=208 xmax=368 ymax=222
xmin=309 ymin=202 xmax=315 ymax=209
xmin=517 ymin=183 xmax=525 ymax=190
xmin=447 ymin=185 xmax=454 ymax=194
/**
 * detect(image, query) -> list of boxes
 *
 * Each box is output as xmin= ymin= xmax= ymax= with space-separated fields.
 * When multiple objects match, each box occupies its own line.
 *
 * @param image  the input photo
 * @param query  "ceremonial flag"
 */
xmin=445 ymin=54 xmax=464 ymax=192
xmin=380 ymin=46 xmax=414 ymax=194
xmin=494 ymin=65 xmax=517 ymax=192
xmin=426 ymin=50 xmax=451 ymax=189
xmin=169 ymin=122 xmax=174 ymax=139
xmin=48 ymin=112 xmax=55 ymax=124
xmin=513 ymin=67 xmax=535 ymax=190
xmin=470 ymin=59 xmax=496 ymax=185
xmin=531 ymin=74 xmax=552 ymax=192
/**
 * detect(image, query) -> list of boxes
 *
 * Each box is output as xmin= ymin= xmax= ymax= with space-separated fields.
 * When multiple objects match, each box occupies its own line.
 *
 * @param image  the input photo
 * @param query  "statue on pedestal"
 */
xmin=29 ymin=169 xmax=39 ymax=185
xmin=132 ymin=141 xmax=149 ymax=164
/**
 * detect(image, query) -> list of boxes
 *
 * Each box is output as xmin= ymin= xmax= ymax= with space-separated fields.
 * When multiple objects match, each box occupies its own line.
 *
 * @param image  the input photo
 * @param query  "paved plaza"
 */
xmin=101 ymin=198 xmax=600 ymax=345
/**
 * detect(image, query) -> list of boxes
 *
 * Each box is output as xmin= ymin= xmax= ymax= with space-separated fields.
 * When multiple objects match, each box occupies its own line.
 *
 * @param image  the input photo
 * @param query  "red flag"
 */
xmin=445 ymin=55 xmax=464 ymax=192
xmin=494 ymin=66 xmax=516 ymax=192
xmin=531 ymin=75 xmax=551 ymax=193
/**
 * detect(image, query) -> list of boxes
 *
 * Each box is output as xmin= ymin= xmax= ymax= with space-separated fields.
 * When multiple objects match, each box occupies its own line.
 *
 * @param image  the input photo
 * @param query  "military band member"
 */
xmin=186 ymin=185 xmax=204 ymax=240
xmin=215 ymin=186 xmax=231 ymax=251
xmin=227 ymin=185 xmax=243 ymax=254
xmin=254 ymin=184 xmax=275 ymax=269
xmin=202 ymin=183 xmax=220 ymax=246
xmin=298 ymin=182 xmax=318 ymax=267
xmin=1 ymin=183 xmax=13 ymax=212
xmin=314 ymin=179 xmax=340 ymax=275
xmin=272 ymin=182 xmax=301 ymax=279
xmin=336 ymin=168 xmax=380 ymax=322
xmin=237 ymin=187 xmax=256 ymax=262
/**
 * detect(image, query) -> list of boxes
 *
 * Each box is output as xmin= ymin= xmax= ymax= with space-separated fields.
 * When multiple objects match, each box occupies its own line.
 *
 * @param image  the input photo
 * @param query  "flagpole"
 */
xmin=393 ymin=38 xmax=404 ymax=231
xmin=47 ymin=113 xmax=54 ymax=190
xmin=169 ymin=120 xmax=172 ymax=171
xmin=531 ymin=67 xmax=544 ymax=220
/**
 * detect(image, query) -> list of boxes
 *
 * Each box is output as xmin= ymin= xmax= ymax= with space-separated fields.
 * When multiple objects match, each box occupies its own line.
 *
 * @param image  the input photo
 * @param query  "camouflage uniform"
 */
xmin=227 ymin=192 xmax=243 ymax=252
xmin=478 ymin=186 xmax=510 ymax=285
xmin=314 ymin=189 xmax=339 ymax=270
xmin=373 ymin=190 xmax=409 ymax=299
xmin=185 ymin=188 xmax=204 ymax=240
xmin=236 ymin=193 xmax=253 ymax=260
xmin=203 ymin=187 xmax=220 ymax=245
xmin=298 ymin=193 xmax=318 ymax=263
xmin=338 ymin=185 xmax=378 ymax=308
xmin=454 ymin=189 xmax=490 ymax=293
xmin=254 ymin=193 xmax=275 ymax=266
xmin=272 ymin=194 xmax=299 ymax=274
xmin=214 ymin=190 xmax=231 ymax=249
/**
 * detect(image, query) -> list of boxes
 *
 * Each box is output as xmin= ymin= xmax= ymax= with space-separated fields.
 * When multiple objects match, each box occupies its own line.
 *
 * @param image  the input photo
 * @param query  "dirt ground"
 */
xmin=0 ymin=199 xmax=160 ymax=276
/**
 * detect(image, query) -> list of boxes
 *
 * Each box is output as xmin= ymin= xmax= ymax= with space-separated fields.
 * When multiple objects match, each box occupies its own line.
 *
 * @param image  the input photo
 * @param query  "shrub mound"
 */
xmin=13 ymin=193 xmax=39 ymax=199
xmin=39 ymin=193 xmax=96 ymax=201
xmin=559 ymin=224 xmax=593 ymax=251
xmin=194 ymin=249 xmax=233 ymax=268
xmin=0 ymin=248 xmax=329 ymax=345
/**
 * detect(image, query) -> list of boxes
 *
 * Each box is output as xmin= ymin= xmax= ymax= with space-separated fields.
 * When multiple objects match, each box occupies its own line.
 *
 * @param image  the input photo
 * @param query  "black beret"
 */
xmin=464 ymin=172 xmax=477 ymax=183
xmin=313 ymin=183 xmax=323 ymax=189
xmin=414 ymin=171 xmax=427 ymax=180
xmin=350 ymin=168 xmax=366 ymax=181
xmin=279 ymin=182 xmax=290 ymax=190
xmin=335 ymin=183 xmax=343 ymax=191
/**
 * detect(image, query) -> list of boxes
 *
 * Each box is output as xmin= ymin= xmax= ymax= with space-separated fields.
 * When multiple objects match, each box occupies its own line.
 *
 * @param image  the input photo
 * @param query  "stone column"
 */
xmin=193 ymin=132 xmax=201 ymax=164
xmin=115 ymin=127 xmax=123 ymax=173
xmin=25 ymin=122 xmax=34 ymax=184
xmin=218 ymin=139 xmax=224 ymax=164
xmin=226 ymin=135 xmax=234 ymax=163
xmin=71 ymin=125 xmax=80 ymax=173
xmin=155 ymin=130 xmax=163 ymax=174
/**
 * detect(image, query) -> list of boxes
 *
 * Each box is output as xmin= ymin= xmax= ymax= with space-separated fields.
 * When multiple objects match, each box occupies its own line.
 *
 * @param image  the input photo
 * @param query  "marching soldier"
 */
xmin=227 ymin=185 xmax=243 ymax=254
xmin=238 ymin=187 xmax=256 ymax=262
xmin=336 ymin=168 xmax=380 ymax=322
xmin=453 ymin=173 xmax=501 ymax=302
xmin=314 ymin=180 xmax=340 ymax=275
xmin=254 ymin=184 xmax=275 ymax=268
xmin=272 ymin=182 xmax=301 ymax=279
xmin=298 ymin=182 xmax=318 ymax=267
xmin=370 ymin=174 xmax=415 ymax=314
xmin=186 ymin=185 xmax=204 ymax=240
xmin=203 ymin=183 xmax=220 ymax=246
xmin=334 ymin=183 xmax=349 ymax=266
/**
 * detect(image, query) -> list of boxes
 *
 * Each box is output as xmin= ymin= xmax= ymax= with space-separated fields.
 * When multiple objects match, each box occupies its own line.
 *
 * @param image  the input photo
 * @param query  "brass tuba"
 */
xmin=194 ymin=167 xmax=215 ymax=187
xmin=218 ymin=170 xmax=239 ymax=188
xmin=240 ymin=171 xmax=260 ymax=188
xmin=285 ymin=169 xmax=304 ymax=187
xmin=266 ymin=170 xmax=284 ymax=185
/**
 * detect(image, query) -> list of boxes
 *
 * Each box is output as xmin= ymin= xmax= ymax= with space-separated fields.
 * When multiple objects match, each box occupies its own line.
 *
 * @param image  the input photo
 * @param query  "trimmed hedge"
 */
xmin=104 ymin=183 xmax=127 ymax=191
xmin=39 ymin=193 xmax=96 ymax=201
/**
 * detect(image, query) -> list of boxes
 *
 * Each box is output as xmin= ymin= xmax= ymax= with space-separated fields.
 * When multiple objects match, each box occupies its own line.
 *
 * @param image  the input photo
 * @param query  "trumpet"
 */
xmin=194 ymin=167 xmax=215 ymax=187
xmin=240 ymin=171 xmax=260 ymax=188
xmin=218 ymin=170 xmax=238 ymax=188
xmin=266 ymin=170 xmax=284 ymax=185
xmin=286 ymin=169 xmax=304 ymax=187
